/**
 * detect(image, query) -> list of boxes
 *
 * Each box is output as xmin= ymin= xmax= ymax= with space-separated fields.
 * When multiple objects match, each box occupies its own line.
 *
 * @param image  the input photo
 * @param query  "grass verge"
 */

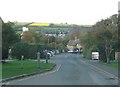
xmin=0 ymin=63 xmax=2 ymax=80
xmin=99 ymin=61 xmax=119 ymax=69
xmin=103 ymin=63 xmax=119 ymax=69
xmin=2 ymin=60 xmax=55 ymax=79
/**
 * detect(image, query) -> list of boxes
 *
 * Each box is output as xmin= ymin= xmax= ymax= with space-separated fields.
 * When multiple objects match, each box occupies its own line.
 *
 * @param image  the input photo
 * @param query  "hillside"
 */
xmin=13 ymin=22 xmax=92 ymax=35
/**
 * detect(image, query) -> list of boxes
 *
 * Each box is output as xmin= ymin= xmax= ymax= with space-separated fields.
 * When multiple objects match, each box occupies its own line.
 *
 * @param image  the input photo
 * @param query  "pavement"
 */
xmin=79 ymin=55 xmax=118 ymax=78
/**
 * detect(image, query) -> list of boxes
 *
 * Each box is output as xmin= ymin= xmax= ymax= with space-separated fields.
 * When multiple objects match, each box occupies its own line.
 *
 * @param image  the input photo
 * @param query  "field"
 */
xmin=29 ymin=23 xmax=50 ymax=26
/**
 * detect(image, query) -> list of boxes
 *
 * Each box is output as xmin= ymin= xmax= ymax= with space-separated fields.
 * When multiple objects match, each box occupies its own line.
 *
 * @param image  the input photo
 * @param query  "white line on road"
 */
xmin=1 ymin=82 xmax=9 ymax=86
xmin=78 ymin=58 xmax=118 ymax=80
xmin=88 ymin=63 xmax=118 ymax=80
xmin=39 ymin=64 xmax=61 ymax=76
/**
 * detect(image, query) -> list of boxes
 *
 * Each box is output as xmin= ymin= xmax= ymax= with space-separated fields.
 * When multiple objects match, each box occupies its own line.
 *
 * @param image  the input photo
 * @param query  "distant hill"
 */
xmin=13 ymin=22 xmax=92 ymax=35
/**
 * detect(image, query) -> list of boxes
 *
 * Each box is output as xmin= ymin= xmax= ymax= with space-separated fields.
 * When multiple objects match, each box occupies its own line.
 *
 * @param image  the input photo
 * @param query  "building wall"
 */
xmin=67 ymin=45 xmax=74 ymax=51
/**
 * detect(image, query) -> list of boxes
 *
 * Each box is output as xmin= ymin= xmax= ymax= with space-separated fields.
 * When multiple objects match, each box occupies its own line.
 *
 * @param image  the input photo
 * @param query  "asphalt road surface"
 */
xmin=7 ymin=53 xmax=118 ymax=85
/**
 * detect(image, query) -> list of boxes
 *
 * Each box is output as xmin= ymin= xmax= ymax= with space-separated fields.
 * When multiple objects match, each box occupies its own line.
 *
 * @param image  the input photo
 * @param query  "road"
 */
xmin=7 ymin=53 xmax=118 ymax=85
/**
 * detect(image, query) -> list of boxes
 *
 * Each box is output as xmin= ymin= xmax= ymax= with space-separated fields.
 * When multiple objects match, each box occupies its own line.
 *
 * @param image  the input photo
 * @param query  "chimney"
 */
xmin=75 ymin=36 xmax=77 ymax=41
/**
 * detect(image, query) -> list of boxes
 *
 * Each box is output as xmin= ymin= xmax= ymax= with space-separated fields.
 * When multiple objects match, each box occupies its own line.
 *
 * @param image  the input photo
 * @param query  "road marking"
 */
xmin=39 ymin=64 xmax=61 ymax=76
xmin=88 ymin=63 xmax=119 ymax=80
xmin=1 ymin=82 xmax=9 ymax=86
xmin=56 ymin=64 xmax=61 ymax=71
xmin=79 ymin=58 xmax=119 ymax=80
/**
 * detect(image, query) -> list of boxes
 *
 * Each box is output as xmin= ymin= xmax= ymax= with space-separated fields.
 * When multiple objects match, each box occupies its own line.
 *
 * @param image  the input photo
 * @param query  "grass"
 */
xmin=103 ymin=63 xmax=119 ymax=69
xmin=83 ymin=57 xmax=119 ymax=69
xmin=2 ymin=60 xmax=55 ymax=79
xmin=99 ymin=61 xmax=119 ymax=69
xmin=0 ymin=63 xmax=2 ymax=79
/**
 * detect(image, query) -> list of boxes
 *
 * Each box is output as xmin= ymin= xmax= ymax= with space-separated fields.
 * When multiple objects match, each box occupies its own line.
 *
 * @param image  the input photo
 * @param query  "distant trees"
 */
xmin=2 ymin=22 xmax=20 ymax=60
xmin=22 ymin=29 xmax=42 ymax=44
xmin=79 ymin=14 xmax=118 ymax=63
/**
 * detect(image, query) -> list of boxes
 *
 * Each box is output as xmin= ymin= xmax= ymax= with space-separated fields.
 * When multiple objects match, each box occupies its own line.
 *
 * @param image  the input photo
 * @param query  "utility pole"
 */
xmin=55 ymin=29 xmax=57 ymax=54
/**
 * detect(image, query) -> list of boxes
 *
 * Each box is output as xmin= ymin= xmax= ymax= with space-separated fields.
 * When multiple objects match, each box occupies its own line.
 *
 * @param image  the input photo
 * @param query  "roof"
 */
xmin=67 ymin=39 xmax=80 ymax=46
xmin=0 ymin=17 xmax=4 ymax=23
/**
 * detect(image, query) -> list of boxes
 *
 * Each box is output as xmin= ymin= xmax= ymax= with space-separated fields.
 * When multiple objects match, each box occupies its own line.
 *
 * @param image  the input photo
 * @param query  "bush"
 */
xmin=12 ymin=42 xmax=30 ymax=60
xmin=29 ymin=45 xmax=37 ymax=59
xmin=29 ymin=44 xmax=48 ymax=59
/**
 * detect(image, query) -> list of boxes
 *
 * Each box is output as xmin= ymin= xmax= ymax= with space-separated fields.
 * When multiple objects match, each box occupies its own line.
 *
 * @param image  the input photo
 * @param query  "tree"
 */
xmin=12 ymin=42 xmax=30 ymax=60
xmin=2 ymin=22 xmax=20 ymax=60
xmin=22 ymin=29 xmax=45 ymax=44
xmin=79 ymin=14 xmax=118 ymax=63
xmin=22 ymin=31 xmax=33 ymax=43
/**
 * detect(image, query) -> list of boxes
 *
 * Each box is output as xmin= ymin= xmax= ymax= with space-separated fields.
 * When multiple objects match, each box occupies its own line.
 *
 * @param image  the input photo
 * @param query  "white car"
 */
xmin=68 ymin=50 xmax=73 ymax=53
xmin=50 ymin=51 xmax=55 ymax=56
xmin=47 ymin=52 xmax=51 ymax=58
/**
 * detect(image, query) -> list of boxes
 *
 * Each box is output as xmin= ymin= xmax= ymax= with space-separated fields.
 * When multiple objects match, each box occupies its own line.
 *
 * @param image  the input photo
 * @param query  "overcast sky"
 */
xmin=0 ymin=0 xmax=119 ymax=25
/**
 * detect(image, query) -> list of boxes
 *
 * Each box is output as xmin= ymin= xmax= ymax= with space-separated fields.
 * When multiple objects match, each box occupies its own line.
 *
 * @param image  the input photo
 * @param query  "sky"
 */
xmin=0 ymin=0 xmax=119 ymax=25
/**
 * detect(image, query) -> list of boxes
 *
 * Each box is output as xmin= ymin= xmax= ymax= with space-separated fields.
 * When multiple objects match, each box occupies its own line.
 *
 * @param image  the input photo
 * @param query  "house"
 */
xmin=67 ymin=36 xmax=82 ymax=52
xmin=0 ymin=17 xmax=4 ymax=24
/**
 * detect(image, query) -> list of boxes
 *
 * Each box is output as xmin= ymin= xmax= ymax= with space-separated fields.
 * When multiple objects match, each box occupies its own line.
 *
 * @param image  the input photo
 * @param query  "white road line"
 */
xmin=88 ymin=63 xmax=118 ymax=80
xmin=1 ymin=82 xmax=9 ymax=86
xmin=39 ymin=64 xmax=61 ymax=76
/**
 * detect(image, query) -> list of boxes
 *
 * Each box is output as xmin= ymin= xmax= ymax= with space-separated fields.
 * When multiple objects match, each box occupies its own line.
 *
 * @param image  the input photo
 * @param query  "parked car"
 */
xmin=40 ymin=50 xmax=50 ymax=59
xmin=47 ymin=52 xmax=51 ymax=59
xmin=49 ymin=51 xmax=55 ymax=56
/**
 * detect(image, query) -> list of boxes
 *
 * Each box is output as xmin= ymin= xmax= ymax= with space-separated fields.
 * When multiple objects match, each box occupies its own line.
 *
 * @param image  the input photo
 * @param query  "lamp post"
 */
xmin=37 ymin=52 xmax=40 ymax=69
xmin=45 ymin=50 xmax=48 ymax=63
xmin=21 ymin=55 xmax=24 ymax=69
xmin=55 ymin=29 xmax=57 ymax=54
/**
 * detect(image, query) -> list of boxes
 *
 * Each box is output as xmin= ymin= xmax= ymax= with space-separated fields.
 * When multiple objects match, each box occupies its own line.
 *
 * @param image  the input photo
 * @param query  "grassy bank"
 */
xmin=2 ymin=60 xmax=55 ymax=79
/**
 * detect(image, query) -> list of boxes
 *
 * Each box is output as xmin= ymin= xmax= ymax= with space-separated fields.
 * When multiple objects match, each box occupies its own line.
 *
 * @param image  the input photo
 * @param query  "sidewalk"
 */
xmin=88 ymin=60 xmax=118 ymax=77
xmin=80 ymin=56 xmax=118 ymax=77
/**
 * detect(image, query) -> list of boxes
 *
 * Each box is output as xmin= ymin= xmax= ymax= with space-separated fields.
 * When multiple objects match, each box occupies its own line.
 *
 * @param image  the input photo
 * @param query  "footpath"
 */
xmin=79 ymin=55 xmax=119 ymax=79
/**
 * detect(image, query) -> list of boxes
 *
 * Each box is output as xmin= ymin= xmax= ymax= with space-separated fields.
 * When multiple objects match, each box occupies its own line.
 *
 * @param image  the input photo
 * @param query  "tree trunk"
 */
xmin=106 ymin=40 xmax=110 ymax=64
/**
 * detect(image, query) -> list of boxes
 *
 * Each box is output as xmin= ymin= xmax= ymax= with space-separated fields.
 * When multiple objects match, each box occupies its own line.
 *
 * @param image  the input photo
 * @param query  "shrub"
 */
xmin=12 ymin=42 xmax=30 ymax=60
